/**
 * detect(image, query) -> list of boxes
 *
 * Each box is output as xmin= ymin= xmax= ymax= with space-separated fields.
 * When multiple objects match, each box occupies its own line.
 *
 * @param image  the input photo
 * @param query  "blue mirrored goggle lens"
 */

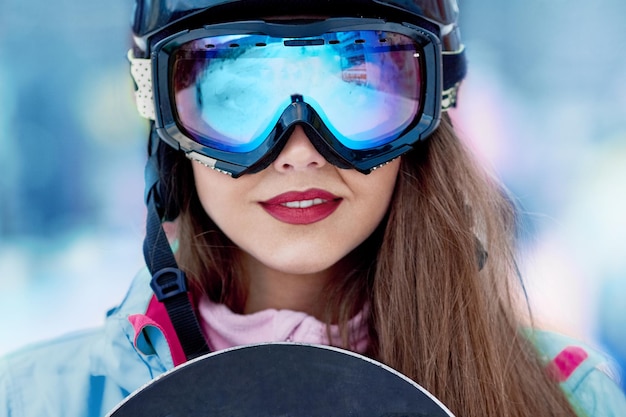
xmin=171 ymin=30 xmax=423 ymax=152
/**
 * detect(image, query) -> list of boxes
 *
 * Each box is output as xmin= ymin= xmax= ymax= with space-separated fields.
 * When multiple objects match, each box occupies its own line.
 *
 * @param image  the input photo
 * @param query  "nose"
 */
xmin=272 ymin=125 xmax=327 ymax=173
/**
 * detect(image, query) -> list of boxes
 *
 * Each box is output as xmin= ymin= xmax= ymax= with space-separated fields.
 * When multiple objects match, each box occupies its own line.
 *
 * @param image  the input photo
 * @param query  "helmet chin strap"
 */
xmin=143 ymin=125 xmax=211 ymax=361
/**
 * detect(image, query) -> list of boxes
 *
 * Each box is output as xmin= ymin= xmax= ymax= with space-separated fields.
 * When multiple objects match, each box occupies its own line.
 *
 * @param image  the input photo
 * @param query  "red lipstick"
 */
xmin=260 ymin=189 xmax=342 ymax=225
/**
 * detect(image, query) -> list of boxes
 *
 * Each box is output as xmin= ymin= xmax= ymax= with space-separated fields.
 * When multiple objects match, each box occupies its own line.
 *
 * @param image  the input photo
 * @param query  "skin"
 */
xmin=192 ymin=125 xmax=400 ymax=319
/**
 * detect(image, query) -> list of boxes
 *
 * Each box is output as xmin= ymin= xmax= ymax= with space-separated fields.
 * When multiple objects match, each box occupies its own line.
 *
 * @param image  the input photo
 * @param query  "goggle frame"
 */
xmin=149 ymin=18 xmax=444 ymax=176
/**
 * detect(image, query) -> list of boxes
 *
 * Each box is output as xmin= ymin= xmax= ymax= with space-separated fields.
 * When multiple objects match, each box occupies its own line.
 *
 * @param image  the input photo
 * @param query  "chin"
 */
xmin=272 ymin=260 xmax=336 ymax=277
xmin=243 ymin=247 xmax=351 ymax=279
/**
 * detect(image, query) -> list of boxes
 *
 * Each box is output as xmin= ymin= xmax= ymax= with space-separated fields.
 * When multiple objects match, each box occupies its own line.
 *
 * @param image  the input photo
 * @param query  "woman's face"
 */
xmin=192 ymin=126 xmax=400 ymax=280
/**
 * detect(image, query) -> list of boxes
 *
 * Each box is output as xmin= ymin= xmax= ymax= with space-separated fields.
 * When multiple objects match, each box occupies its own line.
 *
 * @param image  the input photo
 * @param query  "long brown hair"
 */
xmin=169 ymin=117 xmax=577 ymax=416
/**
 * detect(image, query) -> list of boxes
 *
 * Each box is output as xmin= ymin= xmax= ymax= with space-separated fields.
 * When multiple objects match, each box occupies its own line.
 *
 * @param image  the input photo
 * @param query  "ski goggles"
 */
xmin=132 ymin=18 xmax=447 ymax=177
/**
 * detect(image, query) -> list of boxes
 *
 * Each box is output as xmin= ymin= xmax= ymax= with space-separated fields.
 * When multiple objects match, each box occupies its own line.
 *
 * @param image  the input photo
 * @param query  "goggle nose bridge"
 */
xmin=245 ymin=99 xmax=355 ymax=173
xmin=279 ymin=94 xmax=312 ymax=128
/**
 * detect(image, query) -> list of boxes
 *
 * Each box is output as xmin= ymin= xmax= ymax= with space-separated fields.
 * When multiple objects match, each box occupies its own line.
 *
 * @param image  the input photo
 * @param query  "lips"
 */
xmin=260 ymin=189 xmax=342 ymax=225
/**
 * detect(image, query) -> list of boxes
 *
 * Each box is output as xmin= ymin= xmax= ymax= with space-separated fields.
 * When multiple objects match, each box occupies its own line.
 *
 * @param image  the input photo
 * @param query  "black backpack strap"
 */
xmin=144 ymin=198 xmax=211 ymax=360
xmin=143 ymin=164 xmax=210 ymax=361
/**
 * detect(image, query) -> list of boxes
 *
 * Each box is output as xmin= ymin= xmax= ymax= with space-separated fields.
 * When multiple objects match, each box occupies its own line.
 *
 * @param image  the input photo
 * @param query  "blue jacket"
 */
xmin=1 ymin=268 xmax=625 ymax=416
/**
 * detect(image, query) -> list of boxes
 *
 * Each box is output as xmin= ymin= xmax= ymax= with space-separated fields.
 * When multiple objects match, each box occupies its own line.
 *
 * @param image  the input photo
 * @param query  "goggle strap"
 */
xmin=441 ymin=82 xmax=461 ymax=111
xmin=442 ymin=46 xmax=467 ymax=110
xmin=128 ymin=50 xmax=156 ymax=120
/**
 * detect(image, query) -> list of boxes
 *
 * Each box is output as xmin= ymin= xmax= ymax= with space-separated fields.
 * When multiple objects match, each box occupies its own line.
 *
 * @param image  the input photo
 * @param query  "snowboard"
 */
xmin=107 ymin=342 xmax=455 ymax=417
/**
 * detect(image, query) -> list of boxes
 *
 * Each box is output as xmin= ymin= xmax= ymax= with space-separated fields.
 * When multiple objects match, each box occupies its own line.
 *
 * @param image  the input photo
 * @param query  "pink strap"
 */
xmin=128 ymin=295 xmax=188 ymax=366
xmin=547 ymin=346 xmax=589 ymax=382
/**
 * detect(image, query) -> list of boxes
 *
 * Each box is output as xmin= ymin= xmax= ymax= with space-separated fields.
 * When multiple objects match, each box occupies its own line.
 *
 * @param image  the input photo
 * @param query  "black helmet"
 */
xmin=131 ymin=0 xmax=463 ymax=57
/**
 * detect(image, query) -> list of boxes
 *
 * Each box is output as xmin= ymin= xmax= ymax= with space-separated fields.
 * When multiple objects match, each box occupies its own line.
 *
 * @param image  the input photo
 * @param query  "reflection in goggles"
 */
xmin=172 ymin=31 xmax=422 ymax=152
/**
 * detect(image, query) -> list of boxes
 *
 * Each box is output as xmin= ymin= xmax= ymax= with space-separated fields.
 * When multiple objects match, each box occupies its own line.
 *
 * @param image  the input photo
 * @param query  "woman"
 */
xmin=1 ymin=0 xmax=624 ymax=416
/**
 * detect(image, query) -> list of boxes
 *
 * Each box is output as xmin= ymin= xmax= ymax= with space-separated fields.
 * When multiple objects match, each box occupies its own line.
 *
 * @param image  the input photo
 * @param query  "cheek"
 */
xmin=191 ymin=162 xmax=239 ymax=220
xmin=345 ymin=159 xmax=400 ymax=210
xmin=191 ymin=162 xmax=262 ymax=249
xmin=338 ymin=158 xmax=400 ymax=242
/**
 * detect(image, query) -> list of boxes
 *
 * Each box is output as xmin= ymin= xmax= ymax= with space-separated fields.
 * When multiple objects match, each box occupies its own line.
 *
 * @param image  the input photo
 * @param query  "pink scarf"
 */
xmin=197 ymin=295 xmax=369 ymax=353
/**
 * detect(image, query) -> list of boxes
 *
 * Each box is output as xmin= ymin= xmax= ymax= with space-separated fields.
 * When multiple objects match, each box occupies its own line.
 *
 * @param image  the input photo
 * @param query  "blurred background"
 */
xmin=0 ymin=0 xmax=624 ymax=389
